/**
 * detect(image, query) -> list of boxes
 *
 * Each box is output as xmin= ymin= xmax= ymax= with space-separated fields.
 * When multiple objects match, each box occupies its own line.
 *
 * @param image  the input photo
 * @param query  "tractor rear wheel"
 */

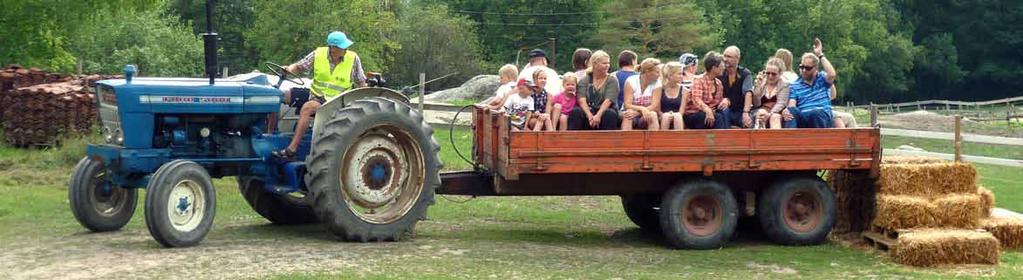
xmin=306 ymin=97 xmax=441 ymax=242
xmin=69 ymin=157 xmax=137 ymax=232
xmin=621 ymin=194 xmax=661 ymax=231
xmin=144 ymin=160 xmax=216 ymax=247
xmin=758 ymin=176 xmax=835 ymax=246
xmin=237 ymin=176 xmax=318 ymax=225
xmin=659 ymin=179 xmax=738 ymax=249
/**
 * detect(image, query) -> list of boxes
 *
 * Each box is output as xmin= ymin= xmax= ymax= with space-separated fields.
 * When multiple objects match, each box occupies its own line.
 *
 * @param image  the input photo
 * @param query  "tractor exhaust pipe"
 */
xmin=203 ymin=0 xmax=218 ymax=85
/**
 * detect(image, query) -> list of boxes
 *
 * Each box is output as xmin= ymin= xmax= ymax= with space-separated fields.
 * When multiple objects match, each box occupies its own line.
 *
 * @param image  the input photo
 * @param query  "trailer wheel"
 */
xmin=69 ymin=157 xmax=137 ymax=232
xmin=758 ymin=176 xmax=835 ymax=245
xmin=621 ymin=194 xmax=660 ymax=231
xmin=237 ymin=176 xmax=318 ymax=225
xmin=144 ymin=160 xmax=216 ymax=247
xmin=307 ymin=97 xmax=441 ymax=242
xmin=659 ymin=179 xmax=738 ymax=249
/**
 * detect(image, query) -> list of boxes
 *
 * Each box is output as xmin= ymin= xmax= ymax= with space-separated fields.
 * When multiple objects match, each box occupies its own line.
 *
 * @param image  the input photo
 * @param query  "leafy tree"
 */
xmin=425 ymin=0 xmax=607 ymax=73
xmin=245 ymin=0 xmax=399 ymax=74
xmin=389 ymin=3 xmax=489 ymax=91
xmin=71 ymin=6 xmax=205 ymax=76
xmin=0 ymin=0 xmax=161 ymax=72
xmin=595 ymin=0 xmax=720 ymax=61
xmin=168 ymin=0 xmax=260 ymax=74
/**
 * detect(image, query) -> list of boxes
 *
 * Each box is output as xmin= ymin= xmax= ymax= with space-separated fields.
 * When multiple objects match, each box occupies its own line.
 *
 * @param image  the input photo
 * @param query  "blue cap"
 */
xmin=327 ymin=31 xmax=354 ymax=49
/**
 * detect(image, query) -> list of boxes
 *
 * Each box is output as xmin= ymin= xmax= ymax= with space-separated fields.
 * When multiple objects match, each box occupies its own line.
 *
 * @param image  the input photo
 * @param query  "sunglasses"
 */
xmin=765 ymin=72 xmax=778 ymax=76
xmin=799 ymin=65 xmax=815 ymax=71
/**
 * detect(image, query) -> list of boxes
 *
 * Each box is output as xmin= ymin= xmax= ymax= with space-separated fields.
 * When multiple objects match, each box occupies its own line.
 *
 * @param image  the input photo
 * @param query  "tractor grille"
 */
xmin=97 ymin=85 xmax=122 ymax=145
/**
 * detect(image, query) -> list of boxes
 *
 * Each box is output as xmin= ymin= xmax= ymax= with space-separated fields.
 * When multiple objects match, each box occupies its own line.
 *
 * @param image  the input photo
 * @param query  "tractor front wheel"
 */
xmin=307 ymin=97 xmax=441 ymax=242
xmin=144 ymin=160 xmax=217 ymax=247
xmin=69 ymin=157 xmax=137 ymax=232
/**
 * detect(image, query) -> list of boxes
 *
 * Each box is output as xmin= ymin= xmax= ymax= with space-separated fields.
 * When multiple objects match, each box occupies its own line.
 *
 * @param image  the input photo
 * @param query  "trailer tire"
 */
xmin=237 ymin=176 xmax=318 ymax=225
xmin=69 ymin=157 xmax=137 ymax=232
xmin=144 ymin=160 xmax=216 ymax=247
xmin=621 ymin=194 xmax=661 ymax=231
xmin=758 ymin=176 xmax=835 ymax=246
xmin=660 ymin=179 xmax=738 ymax=249
xmin=307 ymin=97 xmax=441 ymax=242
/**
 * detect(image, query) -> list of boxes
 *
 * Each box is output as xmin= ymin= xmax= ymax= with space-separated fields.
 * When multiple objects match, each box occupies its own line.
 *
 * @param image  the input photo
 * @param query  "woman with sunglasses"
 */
xmin=751 ymin=58 xmax=790 ymax=129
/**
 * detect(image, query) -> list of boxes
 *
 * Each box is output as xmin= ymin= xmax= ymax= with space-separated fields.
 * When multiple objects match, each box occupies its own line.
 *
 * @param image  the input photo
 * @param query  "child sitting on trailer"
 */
xmin=549 ymin=74 xmax=579 ymax=131
xmin=500 ymin=79 xmax=537 ymax=131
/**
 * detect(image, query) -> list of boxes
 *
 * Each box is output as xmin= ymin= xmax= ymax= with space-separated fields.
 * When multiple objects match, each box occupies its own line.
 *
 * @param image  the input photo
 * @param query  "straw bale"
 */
xmin=933 ymin=194 xmax=982 ymax=228
xmin=877 ymin=163 xmax=977 ymax=196
xmin=891 ymin=229 xmax=1000 ymax=267
xmin=873 ymin=195 xmax=937 ymax=229
xmin=827 ymin=170 xmax=877 ymax=233
xmin=978 ymin=186 xmax=995 ymax=218
xmin=882 ymin=156 xmax=947 ymax=164
xmin=981 ymin=217 xmax=1023 ymax=249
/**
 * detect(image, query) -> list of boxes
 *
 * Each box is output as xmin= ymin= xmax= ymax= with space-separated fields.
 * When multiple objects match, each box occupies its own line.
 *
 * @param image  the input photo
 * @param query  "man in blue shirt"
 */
xmin=787 ymin=38 xmax=837 ymax=128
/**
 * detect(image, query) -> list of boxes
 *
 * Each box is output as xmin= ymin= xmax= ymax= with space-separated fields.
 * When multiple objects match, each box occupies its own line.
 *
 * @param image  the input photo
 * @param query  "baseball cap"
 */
xmin=516 ymin=78 xmax=535 ymax=88
xmin=528 ymin=49 xmax=547 ymax=58
xmin=679 ymin=53 xmax=698 ymax=66
xmin=327 ymin=31 xmax=354 ymax=49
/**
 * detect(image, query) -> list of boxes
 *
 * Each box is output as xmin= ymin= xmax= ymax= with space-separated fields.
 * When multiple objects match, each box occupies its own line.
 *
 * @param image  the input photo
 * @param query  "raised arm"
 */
xmin=815 ymin=38 xmax=836 ymax=84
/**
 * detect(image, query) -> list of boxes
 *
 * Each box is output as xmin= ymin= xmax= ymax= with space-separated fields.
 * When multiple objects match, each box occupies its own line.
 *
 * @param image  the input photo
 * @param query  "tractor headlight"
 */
xmin=114 ymin=128 xmax=124 ymax=145
xmin=103 ymin=126 xmax=114 ymax=144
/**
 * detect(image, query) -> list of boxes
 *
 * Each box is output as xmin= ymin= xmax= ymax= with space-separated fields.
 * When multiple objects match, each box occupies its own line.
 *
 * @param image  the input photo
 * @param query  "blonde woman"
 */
xmin=622 ymin=58 xmax=662 ymax=130
xmin=752 ymin=58 xmax=791 ymax=129
xmin=568 ymin=50 xmax=621 ymax=130
xmin=653 ymin=62 xmax=686 ymax=130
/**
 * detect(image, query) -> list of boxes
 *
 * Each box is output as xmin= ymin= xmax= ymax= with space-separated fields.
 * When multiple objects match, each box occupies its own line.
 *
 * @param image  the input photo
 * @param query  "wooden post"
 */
xmin=870 ymin=105 xmax=878 ymax=127
xmin=222 ymin=67 xmax=229 ymax=78
xmin=954 ymin=115 xmax=962 ymax=163
xmin=418 ymin=73 xmax=426 ymax=115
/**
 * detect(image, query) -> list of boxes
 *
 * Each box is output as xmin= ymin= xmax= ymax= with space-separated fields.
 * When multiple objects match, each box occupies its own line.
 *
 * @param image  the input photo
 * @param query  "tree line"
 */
xmin=1 ymin=0 xmax=1019 ymax=103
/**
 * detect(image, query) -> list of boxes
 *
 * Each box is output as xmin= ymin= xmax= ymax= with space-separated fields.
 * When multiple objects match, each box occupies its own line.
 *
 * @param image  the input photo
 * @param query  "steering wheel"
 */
xmin=264 ymin=62 xmax=305 ymax=87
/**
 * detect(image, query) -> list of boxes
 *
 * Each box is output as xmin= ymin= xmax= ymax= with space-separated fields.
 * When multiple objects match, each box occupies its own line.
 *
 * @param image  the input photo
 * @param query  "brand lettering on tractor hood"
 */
xmin=139 ymin=96 xmax=242 ymax=104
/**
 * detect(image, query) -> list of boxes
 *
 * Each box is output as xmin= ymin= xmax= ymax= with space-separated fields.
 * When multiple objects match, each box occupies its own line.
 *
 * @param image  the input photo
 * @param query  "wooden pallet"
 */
xmin=862 ymin=225 xmax=906 ymax=251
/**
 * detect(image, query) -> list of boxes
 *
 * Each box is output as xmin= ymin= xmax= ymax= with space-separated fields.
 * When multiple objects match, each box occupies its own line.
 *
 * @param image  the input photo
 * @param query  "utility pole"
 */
xmin=548 ymin=38 xmax=556 ymax=69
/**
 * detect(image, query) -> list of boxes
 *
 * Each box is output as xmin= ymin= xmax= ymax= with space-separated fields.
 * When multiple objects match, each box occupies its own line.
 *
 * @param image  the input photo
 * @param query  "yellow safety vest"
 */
xmin=311 ymin=47 xmax=356 ymax=101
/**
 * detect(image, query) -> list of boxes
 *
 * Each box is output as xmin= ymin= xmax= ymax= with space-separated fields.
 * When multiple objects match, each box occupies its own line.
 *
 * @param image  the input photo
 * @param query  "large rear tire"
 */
xmin=621 ymin=194 xmax=661 ymax=231
xmin=758 ymin=176 xmax=836 ymax=246
xmin=69 ymin=157 xmax=137 ymax=232
xmin=237 ymin=176 xmax=318 ymax=225
xmin=144 ymin=160 xmax=217 ymax=247
xmin=306 ymin=97 xmax=441 ymax=242
xmin=659 ymin=179 xmax=738 ymax=250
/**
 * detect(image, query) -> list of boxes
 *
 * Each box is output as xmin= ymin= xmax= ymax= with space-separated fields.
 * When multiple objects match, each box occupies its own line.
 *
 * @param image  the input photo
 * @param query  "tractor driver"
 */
xmin=273 ymin=31 xmax=368 ymax=159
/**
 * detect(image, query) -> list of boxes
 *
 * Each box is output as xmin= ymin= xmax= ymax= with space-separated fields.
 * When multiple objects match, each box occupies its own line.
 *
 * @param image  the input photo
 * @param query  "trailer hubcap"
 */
xmin=88 ymin=170 xmax=128 ymax=217
xmin=340 ymin=125 xmax=425 ymax=224
xmin=167 ymin=179 xmax=205 ymax=232
xmin=682 ymin=194 xmax=722 ymax=237
xmin=783 ymin=190 xmax=822 ymax=233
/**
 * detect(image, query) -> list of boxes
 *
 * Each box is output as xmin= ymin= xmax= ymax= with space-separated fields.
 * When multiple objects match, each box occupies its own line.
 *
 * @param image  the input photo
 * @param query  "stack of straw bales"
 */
xmin=828 ymin=170 xmax=876 ymax=234
xmin=873 ymin=158 xmax=1009 ymax=266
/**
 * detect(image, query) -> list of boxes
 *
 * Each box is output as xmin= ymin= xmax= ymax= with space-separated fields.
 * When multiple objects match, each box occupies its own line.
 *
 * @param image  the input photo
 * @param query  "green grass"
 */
xmin=444 ymin=98 xmax=480 ymax=107
xmin=2 ymin=128 xmax=1023 ymax=279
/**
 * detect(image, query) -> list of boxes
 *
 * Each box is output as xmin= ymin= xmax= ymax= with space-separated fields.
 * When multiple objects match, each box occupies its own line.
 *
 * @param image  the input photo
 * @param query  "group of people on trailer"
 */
xmin=482 ymin=38 xmax=858 ymax=131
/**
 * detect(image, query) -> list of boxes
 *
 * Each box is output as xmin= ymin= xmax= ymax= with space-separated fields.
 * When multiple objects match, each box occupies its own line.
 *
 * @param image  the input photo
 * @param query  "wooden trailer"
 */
xmin=438 ymin=106 xmax=881 ymax=249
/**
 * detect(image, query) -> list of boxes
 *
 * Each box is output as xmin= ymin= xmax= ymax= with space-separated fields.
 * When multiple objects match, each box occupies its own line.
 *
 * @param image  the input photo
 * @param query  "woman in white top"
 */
xmin=621 ymin=58 xmax=662 ymax=131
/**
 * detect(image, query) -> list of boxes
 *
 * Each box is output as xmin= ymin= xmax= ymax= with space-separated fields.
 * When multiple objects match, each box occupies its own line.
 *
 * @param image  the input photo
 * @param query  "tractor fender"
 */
xmin=311 ymin=87 xmax=410 ymax=138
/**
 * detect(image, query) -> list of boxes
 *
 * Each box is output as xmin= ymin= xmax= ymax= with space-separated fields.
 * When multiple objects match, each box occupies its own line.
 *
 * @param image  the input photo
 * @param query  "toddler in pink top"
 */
xmin=549 ymin=74 xmax=579 ymax=131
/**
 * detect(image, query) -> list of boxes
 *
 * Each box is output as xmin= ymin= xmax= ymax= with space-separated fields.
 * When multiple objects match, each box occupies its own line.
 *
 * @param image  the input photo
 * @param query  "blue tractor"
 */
xmin=67 ymin=4 xmax=440 ymax=247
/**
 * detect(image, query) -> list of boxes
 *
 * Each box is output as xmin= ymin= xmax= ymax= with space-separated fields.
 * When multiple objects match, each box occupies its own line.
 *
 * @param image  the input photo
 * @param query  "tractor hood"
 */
xmin=96 ymin=73 xmax=282 ymax=115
